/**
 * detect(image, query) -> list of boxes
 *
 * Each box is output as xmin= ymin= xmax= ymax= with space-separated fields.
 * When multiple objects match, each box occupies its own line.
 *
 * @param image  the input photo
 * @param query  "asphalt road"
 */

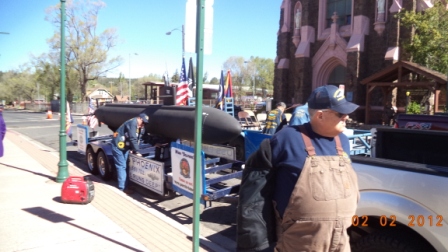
xmin=2 ymin=109 xmax=238 ymax=251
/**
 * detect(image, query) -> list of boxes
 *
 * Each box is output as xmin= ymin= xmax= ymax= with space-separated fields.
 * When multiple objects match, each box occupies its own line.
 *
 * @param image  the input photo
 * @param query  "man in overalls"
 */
xmin=237 ymin=85 xmax=359 ymax=251
xmin=111 ymin=113 xmax=149 ymax=194
xmin=273 ymin=85 xmax=359 ymax=251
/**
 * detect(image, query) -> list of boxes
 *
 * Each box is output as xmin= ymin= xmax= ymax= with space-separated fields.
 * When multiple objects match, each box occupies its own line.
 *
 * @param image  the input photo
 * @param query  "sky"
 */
xmin=0 ymin=0 xmax=281 ymax=80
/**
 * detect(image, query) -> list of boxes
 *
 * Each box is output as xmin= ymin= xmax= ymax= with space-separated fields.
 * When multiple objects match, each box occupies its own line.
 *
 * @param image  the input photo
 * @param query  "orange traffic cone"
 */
xmin=47 ymin=110 xmax=53 ymax=119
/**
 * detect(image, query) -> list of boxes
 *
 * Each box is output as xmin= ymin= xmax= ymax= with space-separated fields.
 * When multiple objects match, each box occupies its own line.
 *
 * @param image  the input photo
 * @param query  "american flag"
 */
xmin=176 ymin=58 xmax=189 ymax=105
xmin=87 ymin=100 xmax=98 ymax=129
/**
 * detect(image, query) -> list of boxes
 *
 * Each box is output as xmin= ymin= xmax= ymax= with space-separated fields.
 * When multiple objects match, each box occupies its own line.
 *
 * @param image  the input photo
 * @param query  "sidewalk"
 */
xmin=0 ymin=130 xmax=229 ymax=252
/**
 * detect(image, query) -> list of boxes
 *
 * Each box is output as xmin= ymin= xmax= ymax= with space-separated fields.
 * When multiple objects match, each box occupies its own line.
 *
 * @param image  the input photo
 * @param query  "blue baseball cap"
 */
xmin=139 ymin=113 xmax=149 ymax=123
xmin=307 ymin=85 xmax=359 ymax=114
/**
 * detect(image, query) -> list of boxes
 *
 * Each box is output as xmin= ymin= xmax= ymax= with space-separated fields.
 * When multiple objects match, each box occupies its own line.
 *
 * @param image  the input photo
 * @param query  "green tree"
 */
xmin=32 ymin=53 xmax=79 ymax=102
xmin=171 ymin=69 xmax=180 ymax=83
xmin=223 ymin=56 xmax=274 ymax=99
xmin=46 ymin=0 xmax=123 ymax=101
xmin=2 ymin=67 xmax=37 ymax=103
xmin=118 ymin=72 xmax=125 ymax=97
xmin=407 ymin=101 xmax=421 ymax=114
xmin=223 ymin=56 xmax=247 ymax=99
xmin=209 ymin=77 xmax=219 ymax=84
xmin=397 ymin=1 xmax=448 ymax=73
xmin=34 ymin=59 xmax=60 ymax=101
xmin=0 ymin=71 xmax=16 ymax=103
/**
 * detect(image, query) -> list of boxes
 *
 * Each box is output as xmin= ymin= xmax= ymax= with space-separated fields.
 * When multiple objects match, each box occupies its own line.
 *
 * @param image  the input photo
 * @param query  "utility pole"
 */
xmin=128 ymin=53 xmax=138 ymax=102
xmin=166 ymin=25 xmax=185 ymax=57
xmin=244 ymin=60 xmax=256 ymax=99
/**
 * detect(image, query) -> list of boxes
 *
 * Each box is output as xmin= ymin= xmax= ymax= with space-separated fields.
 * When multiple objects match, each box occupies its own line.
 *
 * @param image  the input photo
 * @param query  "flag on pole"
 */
xmin=65 ymin=101 xmax=72 ymax=138
xmin=163 ymin=71 xmax=170 ymax=87
xmin=215 ymin=70 xmax=225 ymax=110
xmin=224 ymin=70 xmax=233 ymax=98
xmin=176 ymin=58 xmax=189 ymax=105
xmin=187 ymin=57 xmax=195 ymax=97
xmin=87 ymin=99 xmax=98 ymax=129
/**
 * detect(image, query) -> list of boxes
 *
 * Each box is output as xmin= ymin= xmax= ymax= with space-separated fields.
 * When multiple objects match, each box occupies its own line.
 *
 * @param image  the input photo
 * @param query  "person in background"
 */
xmin=382 ymin=101 xmax=397 ymax=126
xmin=0 ymin=105 xmax=6 ymax=158
xmin=50 ymin=96 xmax=60 ymax=114
xmin=111 ymin=113 xmax=149 ymax=194
xmin=289 ymin=102 xmax=310 ymax=126
xmin=237 ymin=85 xmax=359 ymax=251
xmin=262 ymin=102 xmax=286 ymax=135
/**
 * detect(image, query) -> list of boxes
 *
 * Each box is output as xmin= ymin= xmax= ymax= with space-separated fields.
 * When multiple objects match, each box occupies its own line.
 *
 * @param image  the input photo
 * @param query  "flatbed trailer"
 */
xmin=76 ymin=124 xmax=244 ymax=207
xmin=236 ymin=128 xmax=372 ymax=161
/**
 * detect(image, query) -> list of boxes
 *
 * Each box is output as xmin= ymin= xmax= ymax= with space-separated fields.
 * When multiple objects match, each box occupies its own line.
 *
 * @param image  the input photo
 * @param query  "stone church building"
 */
xmin=273 ymin=0 xmax=443 ymax=123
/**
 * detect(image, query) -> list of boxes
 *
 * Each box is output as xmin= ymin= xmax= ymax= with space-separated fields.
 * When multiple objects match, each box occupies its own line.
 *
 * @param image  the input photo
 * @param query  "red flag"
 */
xmin=176 ymin=58 xmax=189 ymax=105
xmin=224 ymin=70 xmax=233 ymax=98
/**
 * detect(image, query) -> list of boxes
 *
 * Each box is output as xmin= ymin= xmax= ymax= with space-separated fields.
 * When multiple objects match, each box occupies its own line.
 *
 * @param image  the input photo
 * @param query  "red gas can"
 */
xmin=61 ymin=176 xmax=95 ymax=204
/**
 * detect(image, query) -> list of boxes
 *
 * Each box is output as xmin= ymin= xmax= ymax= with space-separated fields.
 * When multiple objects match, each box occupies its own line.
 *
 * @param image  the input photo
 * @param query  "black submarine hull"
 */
xmin=94 ymin=104 xmax=242 ymax=144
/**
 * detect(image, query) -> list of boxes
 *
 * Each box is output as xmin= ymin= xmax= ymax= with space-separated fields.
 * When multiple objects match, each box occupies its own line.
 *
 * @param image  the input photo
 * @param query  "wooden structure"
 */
xmin=142 ymin=81 xmax=172 ymax=104
xmin=361 ymin=61 xmax=447 ymax=124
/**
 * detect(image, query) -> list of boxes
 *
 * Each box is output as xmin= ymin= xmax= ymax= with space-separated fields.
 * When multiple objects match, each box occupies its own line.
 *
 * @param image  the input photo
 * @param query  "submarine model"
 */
xmin=94 ymin=103 xmax=242 ymax=144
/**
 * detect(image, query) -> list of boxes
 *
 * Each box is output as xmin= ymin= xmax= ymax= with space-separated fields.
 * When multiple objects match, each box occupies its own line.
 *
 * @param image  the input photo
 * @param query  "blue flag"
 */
xmin=215 ymin=70 xmax=224 ymax=110
xmin=188 ymin=57 xmax=195 ymax=97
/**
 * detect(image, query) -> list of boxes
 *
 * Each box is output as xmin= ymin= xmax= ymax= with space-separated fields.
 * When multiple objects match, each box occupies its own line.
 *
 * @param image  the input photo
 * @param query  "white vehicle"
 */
xmin=349 ymin=125 xmax=448 ymax=252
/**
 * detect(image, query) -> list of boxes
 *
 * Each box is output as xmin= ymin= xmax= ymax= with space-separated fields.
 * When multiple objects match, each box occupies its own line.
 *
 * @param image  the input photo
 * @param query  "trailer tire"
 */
xmin=86 ymin=147 xmax=98 ymax=175
xmin=97 ymin=151 xmax=112 ymax=181
xmin=352 ymin=231 xmax=434 ymax=252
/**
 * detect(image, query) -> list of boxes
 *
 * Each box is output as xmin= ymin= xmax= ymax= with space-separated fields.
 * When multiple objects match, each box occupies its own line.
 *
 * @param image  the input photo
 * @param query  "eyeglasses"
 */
xmin=321 ymin=110 xmax=347 ymax=119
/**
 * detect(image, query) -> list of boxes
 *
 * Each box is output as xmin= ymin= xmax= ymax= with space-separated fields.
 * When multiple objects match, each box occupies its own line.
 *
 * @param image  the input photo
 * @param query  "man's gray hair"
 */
xmin=308 ymin=108 xmax=320 ymax=117
xmin=277 ymin=102 xmax=286 ymax=108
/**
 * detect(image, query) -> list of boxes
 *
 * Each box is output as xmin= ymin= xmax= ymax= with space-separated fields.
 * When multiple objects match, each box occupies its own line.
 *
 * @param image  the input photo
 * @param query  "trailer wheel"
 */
xmin=352 ymin=231 xmax=434 ymax=252
xmin=97 ymin=151 xmax=112 ymax=181
xmin=86 ymin=147 xmax=98 ymax=175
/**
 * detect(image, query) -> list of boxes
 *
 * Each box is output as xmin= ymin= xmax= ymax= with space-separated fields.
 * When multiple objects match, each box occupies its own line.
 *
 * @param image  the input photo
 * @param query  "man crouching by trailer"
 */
xmin=111 ymin=113 xmax=149 ymax=194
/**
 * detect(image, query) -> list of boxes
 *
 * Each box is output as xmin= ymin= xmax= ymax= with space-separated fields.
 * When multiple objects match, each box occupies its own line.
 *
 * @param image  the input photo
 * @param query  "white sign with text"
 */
xmin=76 ymin=124 xmax=88 ymax=155
xmin=170 ymin=143 xmax=204 ymax=196
xmin=129 ymin=154 xmax=164 ymax=195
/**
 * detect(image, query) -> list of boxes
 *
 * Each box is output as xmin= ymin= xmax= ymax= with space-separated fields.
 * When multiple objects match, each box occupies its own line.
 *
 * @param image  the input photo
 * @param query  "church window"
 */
xmin=326 ymin=0 xmax=352 ymax=27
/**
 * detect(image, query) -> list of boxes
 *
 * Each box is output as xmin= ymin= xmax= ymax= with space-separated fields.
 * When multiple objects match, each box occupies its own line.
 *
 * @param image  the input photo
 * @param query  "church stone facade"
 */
xmin=273 ymin=0 xmax=436 ymax=122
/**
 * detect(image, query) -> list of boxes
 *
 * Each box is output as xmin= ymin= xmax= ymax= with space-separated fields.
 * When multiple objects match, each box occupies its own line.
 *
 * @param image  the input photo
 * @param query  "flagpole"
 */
xmin=182 ymin=24 xmax=185 ymax=58
xmin=56 ymin=0 xmax=69 ymax=183
xmin=192 ymin=0 xmax=205 ymax=251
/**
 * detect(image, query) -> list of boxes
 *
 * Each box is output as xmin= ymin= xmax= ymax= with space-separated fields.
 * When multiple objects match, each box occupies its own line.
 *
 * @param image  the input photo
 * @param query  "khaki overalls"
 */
xmin=275 ymin=127 xmax=359 ymax=252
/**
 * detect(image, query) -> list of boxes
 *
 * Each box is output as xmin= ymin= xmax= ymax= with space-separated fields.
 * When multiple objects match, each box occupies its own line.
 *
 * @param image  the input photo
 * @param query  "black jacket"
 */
xmin=237 ymin=139 xmax=276 ymax=251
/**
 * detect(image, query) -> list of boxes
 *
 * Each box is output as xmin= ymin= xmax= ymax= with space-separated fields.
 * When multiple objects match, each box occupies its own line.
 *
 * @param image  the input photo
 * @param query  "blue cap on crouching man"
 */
xmin=139 ymin=113 xmax=149 ymax=123
xmin=307 ymin=85 xmax=359 ymax=114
